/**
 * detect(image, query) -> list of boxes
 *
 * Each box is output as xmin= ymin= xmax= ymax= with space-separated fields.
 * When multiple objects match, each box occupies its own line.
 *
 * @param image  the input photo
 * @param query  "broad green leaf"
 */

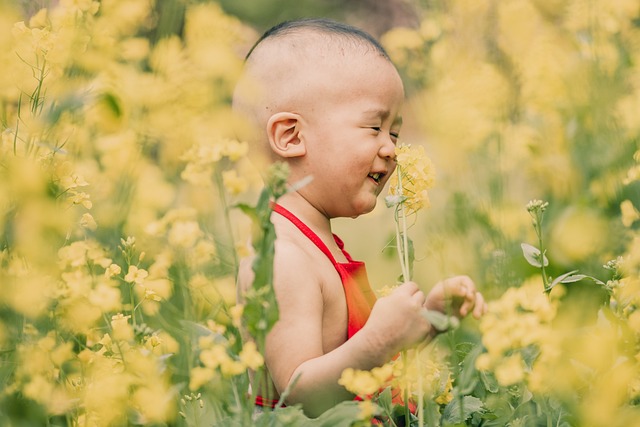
xmin=457 ymin=345 xmax=482 ymax=395
xmin=520 ymin=243 xmax=548 ymax=268
xmin=442 ymin=395 xmax=484 ymax=424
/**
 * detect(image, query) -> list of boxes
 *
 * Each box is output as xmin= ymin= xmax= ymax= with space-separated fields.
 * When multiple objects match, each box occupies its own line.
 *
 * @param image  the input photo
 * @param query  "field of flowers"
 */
xmin=1 ymin=0 xmax=639 ymax=426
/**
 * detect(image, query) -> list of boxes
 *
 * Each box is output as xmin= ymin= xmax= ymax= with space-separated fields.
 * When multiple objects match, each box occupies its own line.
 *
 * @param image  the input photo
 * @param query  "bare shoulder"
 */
xmin=237 ymin=235 xmax=326 ymax=297
xmin=272 ymin=237 xmax=325 ymax=291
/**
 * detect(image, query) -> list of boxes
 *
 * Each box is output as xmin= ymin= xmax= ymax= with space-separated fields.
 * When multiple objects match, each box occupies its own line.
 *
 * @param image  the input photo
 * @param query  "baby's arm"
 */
xmin=266 ymin=241 xmax=432 ymax=417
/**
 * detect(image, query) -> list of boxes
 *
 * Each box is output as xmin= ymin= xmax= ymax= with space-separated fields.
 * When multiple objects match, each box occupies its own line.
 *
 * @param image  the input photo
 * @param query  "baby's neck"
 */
xmin=275 ymin=192 xmax=333 ymax=235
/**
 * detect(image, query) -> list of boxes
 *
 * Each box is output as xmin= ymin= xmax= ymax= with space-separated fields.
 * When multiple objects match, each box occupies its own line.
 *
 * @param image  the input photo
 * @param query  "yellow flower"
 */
xmin=388 ymin=143 xmax=436 ymax=215
xmin=88 ymin=283 xmax=122 ymax=312
xmin=221 ymin=138 xmax=249 ymax=161
xmin=621 ymin=200 xmax=640 ymax=227
xmin=338 ymin=368 xmax=383 ymax=397
xmin=358 ymin=400 xmax=378 ymax=420
xmin=105 ymin=263 xmax=122 ymax=277
xmin=229 ymin=304 xmax=244 ymax=328
xmin=110 ymin=313 xmax=133 ymax=341
xmin=80 ymin=212 xmax=97 ymax=230
xmin=495 ymin=353 xmax=525 ymax=387
xmin=434 ymin=375 xmax=453 ymax=405
xmin=69 ymin=191 xmax=92 ymax=209
xmin=375 ymin=284 xmax=398 ymax=297
xmin=143 ymin=288 xmax=162 ymax=302
xmin=124 ymin=265 xmax=148 ymax=284
xmin=168 ymin=220 xmax=202 ymax=248
xmin=220 ymin=359 xmax=245 ymax=377
xmin=189 ymin=366 xmax=215 ymax=390
xmin=239 ymin=341 xmax=264 ymax=370
xmin=222 ymin=169 xmax=248 ymax=196
xmin=200 ymin=344 xmax=230 ymax=369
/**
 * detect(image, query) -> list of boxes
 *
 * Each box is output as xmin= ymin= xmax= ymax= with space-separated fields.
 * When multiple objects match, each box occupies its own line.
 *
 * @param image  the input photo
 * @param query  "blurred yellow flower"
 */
xmin=220 ymin=359 xmax=245 ymax=377
xmin=111 ymin=313 xmax=133 ymax=341
xmin=338 ymin=368 xmax=379 ymax=397
xmin=621 ymin=200 xmax=640 ymax=227
xmin=200 ymin=344 xmax=230 ymax=369
xmin=168 ymin=220 xmax=202 ymax=248
xmin=239 ymin=341 xmax=264 ymax=370
xmin=88 ymin=282 xmax=122 ymax=312
xmin=549 ymin=207 xmax=608 ymax=265
xmin=222 ymin=169 xmax=248 ymax=196
xmin=495 ymin=353 xmax=525 ymax=387
xmin=358 ymin=400 xmax=378 ymax=420
xmin=229 ymin=304 xmax=244 ymax=328
xmin=189 ymin=366 xmax=215 ymax=391
xmin=80 ymin=212 xmax=97 ymax=230
xmin=338 ymin=366 xmax=391 ymax=398
xmin=124 ymin=265 xmax=148 ymax=284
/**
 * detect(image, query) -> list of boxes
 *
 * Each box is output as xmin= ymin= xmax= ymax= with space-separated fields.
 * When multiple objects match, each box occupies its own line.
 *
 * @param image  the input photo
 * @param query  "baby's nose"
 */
xmin=379 ymin=137 xmax=396 ymax=159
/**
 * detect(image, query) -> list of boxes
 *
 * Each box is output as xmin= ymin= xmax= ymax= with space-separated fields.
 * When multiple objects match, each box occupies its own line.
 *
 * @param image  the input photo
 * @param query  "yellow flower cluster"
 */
xmin=0 ymin=0 xmax=260 ymax=424
xmin=338 ymin=364 xmax=394 ymax=398
xmin=388 ymin=143 xmax=436 ymax=215
xmin=189 ymin=337 xmax=264 ymax=391
xmin=338 ymin=348 xmax=452 ymax=410
xmin=392 ymin=349 xmax=453 ymax=405
xmin=476 ymin=278 xmax=563 ymax=388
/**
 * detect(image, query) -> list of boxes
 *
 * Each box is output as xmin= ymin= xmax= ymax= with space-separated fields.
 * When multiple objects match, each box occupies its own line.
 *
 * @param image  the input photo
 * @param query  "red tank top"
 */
xmin=254 ymin=203 xmax=378 ymax=408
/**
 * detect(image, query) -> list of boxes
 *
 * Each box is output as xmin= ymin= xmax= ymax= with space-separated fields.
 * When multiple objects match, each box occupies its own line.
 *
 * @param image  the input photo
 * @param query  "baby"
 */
xmin=233 ymin=18 xmax=486 ymax=417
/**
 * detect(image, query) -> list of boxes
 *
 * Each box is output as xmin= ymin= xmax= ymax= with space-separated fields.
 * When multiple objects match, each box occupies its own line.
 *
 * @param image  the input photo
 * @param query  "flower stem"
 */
xmin=402 ymin=351 xmax=410 ymax=427
xmin=395 ymin=171 xmax=410 ymax=281
xmin=417 ymin=350 xmax=424 ymax=427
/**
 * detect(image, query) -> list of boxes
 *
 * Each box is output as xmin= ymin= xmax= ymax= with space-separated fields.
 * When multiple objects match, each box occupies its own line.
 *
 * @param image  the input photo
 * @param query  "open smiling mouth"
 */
xmin=368 ymin=173 xmax=384 ymax=184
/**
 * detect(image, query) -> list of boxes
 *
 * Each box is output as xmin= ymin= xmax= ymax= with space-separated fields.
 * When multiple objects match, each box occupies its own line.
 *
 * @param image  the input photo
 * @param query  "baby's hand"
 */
xmin=425 ymin=275 xmax=486 ymax=319
xmin=364 ymin=282 xmax=432 ymax=355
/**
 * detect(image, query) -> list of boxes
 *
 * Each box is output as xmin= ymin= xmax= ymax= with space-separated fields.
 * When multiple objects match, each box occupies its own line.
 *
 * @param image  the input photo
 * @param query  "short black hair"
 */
xmin=245 ymin=18 xmax=390 ymax=61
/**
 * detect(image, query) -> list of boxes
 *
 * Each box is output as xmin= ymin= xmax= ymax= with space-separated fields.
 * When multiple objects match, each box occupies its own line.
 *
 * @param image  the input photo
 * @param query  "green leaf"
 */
xmin=308 ymin=401 xmax=364 ymax=427
xmin=457 ymin=345 xmax=482 ymax=395
xmin=423 ymin=310 xmax=451 ymax=332
xmin=234 ymin=203 xmax=257 ymax=222
xmin=547 ymin=270 xmax=579 ymax=291
xmin=479 ymin=370 xmax=499 ymax=393
xmin=560 ymin=273 xmax=586 ymax=283
xmin=377 ymin=386 xmax=393 ymax=416
xmin=520 ymin=243 xmax=548 ymax=268
xmin=442 ymin=396 xmax=484 ymax=424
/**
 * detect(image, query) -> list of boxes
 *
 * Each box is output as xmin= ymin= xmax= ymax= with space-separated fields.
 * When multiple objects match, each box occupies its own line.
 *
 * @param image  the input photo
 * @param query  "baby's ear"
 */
xmin=266 ymin=112 xmax=306 ymax=158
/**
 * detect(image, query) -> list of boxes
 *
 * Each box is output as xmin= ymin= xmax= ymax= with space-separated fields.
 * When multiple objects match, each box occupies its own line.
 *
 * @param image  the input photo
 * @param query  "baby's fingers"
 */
xmin=472 ymin=292 xmax=487 ymax=319
xmin=446 ymin=275 xmax=476 ymax=297
xmin=459 ymin=290 xmax=487 ymax=318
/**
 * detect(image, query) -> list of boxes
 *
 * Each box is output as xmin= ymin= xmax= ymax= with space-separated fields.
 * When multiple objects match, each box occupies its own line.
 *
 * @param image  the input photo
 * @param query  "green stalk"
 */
xmin=534 ymin=214 xmax=550 ymax=293
xmin=402 ymin=351 xmax=410 ymax=427
xmin=214 ymin=168 xmax=239 ymax=280
xmin=417 ymin=351 xmax=424 ymax=427
xmin=395 ymin=170 xmax=409 ymax=281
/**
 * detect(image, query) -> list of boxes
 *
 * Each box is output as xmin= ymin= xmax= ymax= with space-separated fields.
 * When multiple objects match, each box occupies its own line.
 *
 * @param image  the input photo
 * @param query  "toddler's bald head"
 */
xmin=232 ymin=19 xmax=395 ymax=150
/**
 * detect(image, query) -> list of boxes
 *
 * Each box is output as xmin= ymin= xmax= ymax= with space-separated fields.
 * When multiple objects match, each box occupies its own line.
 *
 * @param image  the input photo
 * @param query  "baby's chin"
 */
xmin=350 ymin=200 xmax=377 ymax=218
